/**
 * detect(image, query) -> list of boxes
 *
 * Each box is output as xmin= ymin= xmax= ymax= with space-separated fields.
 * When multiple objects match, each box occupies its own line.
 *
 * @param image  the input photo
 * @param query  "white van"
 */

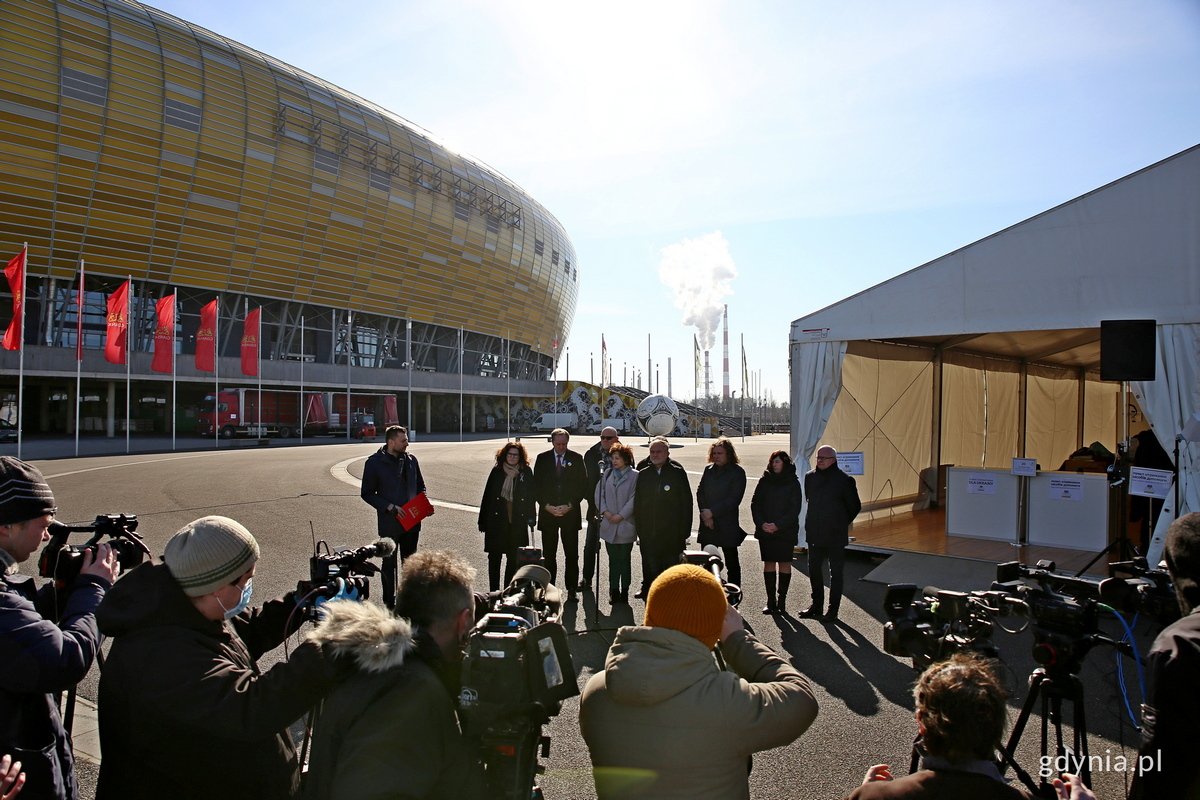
xmin=532 ymin=412 xmax=578 ymax=433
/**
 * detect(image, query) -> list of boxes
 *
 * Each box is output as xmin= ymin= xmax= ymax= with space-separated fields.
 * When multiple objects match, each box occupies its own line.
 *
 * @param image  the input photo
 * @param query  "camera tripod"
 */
xmin=1000 ymin=666 xmax=1090 ymax=799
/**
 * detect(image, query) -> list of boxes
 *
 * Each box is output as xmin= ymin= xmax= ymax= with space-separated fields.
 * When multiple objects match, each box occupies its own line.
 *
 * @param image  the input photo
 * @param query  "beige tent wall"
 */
xmin=1083 ymin=376 xmax=1119 ymax=451
xmin=823 ymin=342 xmax=933 ymax=515
xmin=940 ymin=353 xmax=1020 ymax=469
xmin=1025 ymin=364 xmax=1080 ymax=469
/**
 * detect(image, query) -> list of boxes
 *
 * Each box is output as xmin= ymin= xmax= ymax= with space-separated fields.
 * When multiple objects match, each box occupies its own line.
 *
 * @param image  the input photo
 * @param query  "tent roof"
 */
xmin=790 ymin=145 xmax=1200 ymax=370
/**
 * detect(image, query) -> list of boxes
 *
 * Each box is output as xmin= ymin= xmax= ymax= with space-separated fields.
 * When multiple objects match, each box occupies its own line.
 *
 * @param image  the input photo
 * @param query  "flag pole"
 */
xmin=458 ymin=326 xmax=464 ymax=443
xmin=125 ymin=275 xmax=131 ymax=454
xmin=171 ymin=289 xmax=177 ymax=451
xmin=74 ymin=258 xmax=84 ymax=457
xmin=299 ymin=314 xmax=305 ymax=442
xmin=16 ymin=244 xmax=27 ymax=459
xmin=214 ymin=297 xmax=219 ymax=449
xmin=345 ymin=309 xmax=351 ymax=442
xmin=504 ymin=335 xmax=510 ymax=439
xmin=257 ymin=305 xmax=262 ymax=437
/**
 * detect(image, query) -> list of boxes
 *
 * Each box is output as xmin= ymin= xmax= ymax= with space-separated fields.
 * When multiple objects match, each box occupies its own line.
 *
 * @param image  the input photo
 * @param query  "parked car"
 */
xmin=0 ymin=419 xmax=16 ymax=442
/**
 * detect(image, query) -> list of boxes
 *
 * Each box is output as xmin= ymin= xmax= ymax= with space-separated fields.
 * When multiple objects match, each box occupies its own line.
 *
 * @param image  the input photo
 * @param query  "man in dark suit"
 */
xmin=534 ymin=428 xmax=587 ymax=601
xmin=801 ymin=445 xmax=861 ymax=622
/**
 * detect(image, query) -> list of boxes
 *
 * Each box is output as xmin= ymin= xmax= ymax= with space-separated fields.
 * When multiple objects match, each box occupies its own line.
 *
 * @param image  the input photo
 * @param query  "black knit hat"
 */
xmin=0 ymin=456 xmax=58 ymax=525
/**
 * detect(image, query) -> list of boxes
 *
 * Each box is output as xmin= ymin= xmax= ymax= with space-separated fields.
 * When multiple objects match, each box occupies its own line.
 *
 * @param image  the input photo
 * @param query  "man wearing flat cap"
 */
xmin=580 ymin=563 xmax=819 ymax=799
xmin=96 ymin=515 xmax=342 ymax=800
xmin=0 ymin=457 xmax=118 ymax=800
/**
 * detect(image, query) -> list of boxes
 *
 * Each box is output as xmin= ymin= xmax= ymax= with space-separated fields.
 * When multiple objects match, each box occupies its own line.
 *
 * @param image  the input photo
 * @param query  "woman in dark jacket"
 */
xmin=696 ymin=438 xmax=747 ymax=587
xmin=478 ymin=441 xmax=536 ymax=590
xmin=751 ymin=450 xmax=803 ymax=614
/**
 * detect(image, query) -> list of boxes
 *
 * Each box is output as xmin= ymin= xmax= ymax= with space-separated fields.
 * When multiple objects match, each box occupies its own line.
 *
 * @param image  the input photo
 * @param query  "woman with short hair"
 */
xmin=595 ymin=442 xmax=638 ymax=605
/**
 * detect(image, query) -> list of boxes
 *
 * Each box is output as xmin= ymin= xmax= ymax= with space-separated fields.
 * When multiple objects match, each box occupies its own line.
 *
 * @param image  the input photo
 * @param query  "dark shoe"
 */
xmin=567 ymin=590 xmax=578 ymax=603
xmin=822 ymin=609 xmax=839 ymax=622
xmin=633 ymin=588 xmax=647 ymax=600
xmin=576 ymin=580 xmax=590 ymax=591
xmin=798 ymin=606 xmax=821 ymax=619
xmin=761 ymin=603 xmax=779 ymax=615
xmin=615 ymin=592 xmax=629 ymax=605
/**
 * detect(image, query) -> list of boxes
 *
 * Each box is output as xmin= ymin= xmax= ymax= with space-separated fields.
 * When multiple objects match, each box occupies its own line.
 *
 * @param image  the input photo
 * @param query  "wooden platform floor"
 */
xmin=846 ymin=507 xmax=1106 ymax=576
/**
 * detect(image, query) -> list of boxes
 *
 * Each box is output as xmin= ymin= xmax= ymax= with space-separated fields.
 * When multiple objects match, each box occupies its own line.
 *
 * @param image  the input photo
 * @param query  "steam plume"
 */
xmin=657 ymin=231 xmax=737 ymax=350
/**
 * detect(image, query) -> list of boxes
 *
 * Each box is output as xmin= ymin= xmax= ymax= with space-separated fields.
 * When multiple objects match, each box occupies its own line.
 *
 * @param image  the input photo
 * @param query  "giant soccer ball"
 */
xmin=636 ymin=394 xmax=680 ymax=437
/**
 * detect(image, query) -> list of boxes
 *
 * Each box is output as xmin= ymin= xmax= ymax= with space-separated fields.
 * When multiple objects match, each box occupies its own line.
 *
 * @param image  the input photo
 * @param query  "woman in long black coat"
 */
xmin=750 ymin=450 xmax=803 ymax=615
xmin=696 ymin=437 xmax=747 ymax=587
xmin=478 ymin=441 xmax=535 ymax=590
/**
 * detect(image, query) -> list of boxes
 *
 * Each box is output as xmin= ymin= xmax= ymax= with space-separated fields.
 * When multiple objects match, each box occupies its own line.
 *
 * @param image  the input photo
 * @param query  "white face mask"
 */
xmin=218 ymin=578 xmax=253 ymax=620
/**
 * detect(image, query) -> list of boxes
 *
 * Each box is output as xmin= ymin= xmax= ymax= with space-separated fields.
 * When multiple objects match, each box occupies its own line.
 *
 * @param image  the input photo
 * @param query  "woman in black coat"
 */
xmin=696 ymin=437 xmax=747 ymax=587
xmin=750 ymin=450 xmax=803 ymax=614
xmin=478 ymin=441 xmax=535 ymax=591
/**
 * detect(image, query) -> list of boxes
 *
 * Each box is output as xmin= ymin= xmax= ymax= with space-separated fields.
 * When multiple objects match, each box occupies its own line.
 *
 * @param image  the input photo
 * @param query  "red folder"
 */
xmin=395 ymin=492 xmax=435 ymax=531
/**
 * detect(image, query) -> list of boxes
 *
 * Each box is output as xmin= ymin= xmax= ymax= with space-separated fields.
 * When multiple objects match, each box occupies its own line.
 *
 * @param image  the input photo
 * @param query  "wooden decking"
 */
xmin=847 ymin=507 xmax=1109 ymax=576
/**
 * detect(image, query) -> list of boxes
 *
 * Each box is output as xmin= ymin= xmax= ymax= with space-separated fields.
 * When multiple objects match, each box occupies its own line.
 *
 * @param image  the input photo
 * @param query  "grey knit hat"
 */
xmin=0 ymin=456 xmax=58 ymax=525
xmin=164 ymin=516 xmax=259 ymax=597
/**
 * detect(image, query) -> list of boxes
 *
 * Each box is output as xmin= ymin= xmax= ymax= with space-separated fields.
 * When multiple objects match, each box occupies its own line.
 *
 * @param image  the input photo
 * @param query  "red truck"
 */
xmin=197 ymin=389 xmax=398 ymax=439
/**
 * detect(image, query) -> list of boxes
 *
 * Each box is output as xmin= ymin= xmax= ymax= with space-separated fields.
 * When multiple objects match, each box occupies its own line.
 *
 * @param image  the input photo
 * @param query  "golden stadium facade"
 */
xmin=0 ymin=0 xmax=576 ymax=434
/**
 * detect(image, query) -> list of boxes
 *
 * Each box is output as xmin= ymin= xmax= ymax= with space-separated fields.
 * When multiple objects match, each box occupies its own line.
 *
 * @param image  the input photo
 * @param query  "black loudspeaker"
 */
xmin=1100 ymin=319 xmax=1156 ymax=381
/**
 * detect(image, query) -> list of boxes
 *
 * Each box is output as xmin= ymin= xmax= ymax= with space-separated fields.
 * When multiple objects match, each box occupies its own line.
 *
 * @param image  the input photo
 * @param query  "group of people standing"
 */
xmin=472 ymin=426 xmax=864 ymax=621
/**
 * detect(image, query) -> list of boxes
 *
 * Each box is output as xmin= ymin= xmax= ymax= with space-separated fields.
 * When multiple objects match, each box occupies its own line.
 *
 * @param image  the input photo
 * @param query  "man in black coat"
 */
xmin=634 ymin=438 xmax=693 ymax=598
xmin=800 ymin=445 xmax=861 ymax=622
xmin=1131 ymin=512 xmax=1200 ymax=800
xmin=581 ymin=426 xmax=621 ymax=590
xmin=534 ymin=428 xmax=587 ymax=601
xmin=361 ymin=425 xmax=427 ymax=609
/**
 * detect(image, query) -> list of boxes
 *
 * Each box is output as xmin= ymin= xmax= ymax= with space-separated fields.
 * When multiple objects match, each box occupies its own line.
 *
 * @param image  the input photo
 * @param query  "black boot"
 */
xmin=762 ymin=572 xmax=778 ymax=614
xmin=777 ymin=572 xmax=791 ymax=614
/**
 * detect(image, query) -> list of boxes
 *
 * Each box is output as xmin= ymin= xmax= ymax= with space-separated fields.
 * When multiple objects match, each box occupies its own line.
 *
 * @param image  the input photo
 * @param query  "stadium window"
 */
xmin=61 ymin=67 xmax=107 ymax=105
xmin=534 ymin=239 xmax=544 ymax=256
xmin=486 ymin=215 xmax=500 ymax=234
xmin=454 ymin=201 xmax=471 ymax=222
xmin=369 ymin=166 xmax=391 ymax=193
xmin=551 ymin=249 xmax=559 ymax=266
xmin=315 ymin=147 xmax=339 ymax=174
xmin=165 ymin=98 xmax=201 ymax=132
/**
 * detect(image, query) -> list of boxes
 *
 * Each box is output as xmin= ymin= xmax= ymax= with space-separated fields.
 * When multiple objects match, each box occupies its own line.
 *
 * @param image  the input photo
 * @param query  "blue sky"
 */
xmin=151 ymin=0 xmax=1200 ymax=403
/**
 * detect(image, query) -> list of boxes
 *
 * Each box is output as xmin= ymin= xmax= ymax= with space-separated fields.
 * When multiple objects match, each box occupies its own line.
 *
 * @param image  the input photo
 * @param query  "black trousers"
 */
xmin=380 ymin=531 xmax=420 ymax=610
xmin=806 ymin=544 xmax=845 ymax=613
xmin=581 ymin=516 xmax=601 ymax=583
xmin=540 ymin=520 xmax=580 ymax=590
xmin=639 ymin=540 xmax=684 ymax=592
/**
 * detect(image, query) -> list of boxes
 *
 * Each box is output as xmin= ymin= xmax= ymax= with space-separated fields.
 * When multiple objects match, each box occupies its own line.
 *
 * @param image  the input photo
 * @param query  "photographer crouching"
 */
xmin=0 ymin=457 xmax=118 ymax=800
xmin=302 ymin=549 xmax=486 ymax=799
xmin=95 ymin=516 xmax=344 ymax=800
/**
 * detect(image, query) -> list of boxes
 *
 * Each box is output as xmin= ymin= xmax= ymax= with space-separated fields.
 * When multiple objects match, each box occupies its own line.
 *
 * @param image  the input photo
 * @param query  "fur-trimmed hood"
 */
xmin=306 ymin=600 xmax=414 ymax=674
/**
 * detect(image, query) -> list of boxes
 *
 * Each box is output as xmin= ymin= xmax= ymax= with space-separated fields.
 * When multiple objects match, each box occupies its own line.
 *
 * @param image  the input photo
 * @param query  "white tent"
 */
xmin=789 ymin=145 xmax=1200 ymax=560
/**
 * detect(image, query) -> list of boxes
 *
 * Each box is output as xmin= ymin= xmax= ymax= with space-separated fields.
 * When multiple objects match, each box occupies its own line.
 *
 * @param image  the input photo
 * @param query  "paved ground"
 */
xmin=15 ymin=432 xmax=1157 ymax=799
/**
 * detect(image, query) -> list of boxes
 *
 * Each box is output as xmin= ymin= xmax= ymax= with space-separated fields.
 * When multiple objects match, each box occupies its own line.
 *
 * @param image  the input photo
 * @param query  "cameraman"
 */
xmin=845 ymin=653 xmax=1030 ymax=800
xmin=1131 ymin=511 xmax=1200 ymax=800
xmin=302 ymin=550 xmax=486 ymax=799
xmin=0 ymin=457 xmax=118 ymax=800
xmin=95 ymin=516 xmax=342 ymax=800
xmin=580 ymin=563 xmax=818 ymax=799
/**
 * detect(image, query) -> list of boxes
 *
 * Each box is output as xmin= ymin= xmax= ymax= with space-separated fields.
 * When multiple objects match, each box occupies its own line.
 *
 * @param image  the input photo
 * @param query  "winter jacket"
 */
xmin=95 ymin=562 xmax=340 ymax=800
xmin=580 ymin=625 xmax=818 ymax=799
xmin=361 ymin=446 xmax=427 ymax=540
xmin=0 ymin=566 xmax=109 ymax=800
xmin=750 ymin=463 xmax=803 ymax=548
xmin=1131 ymin=606 xmax=1200 ymax=800
xmin=595 ymin=467 xmax=638 ymax=545
xmin=583 ymin=439 xmax=612 ymax=519
xmin=302 ymin=601 xmax=486 ymax=800
xmin=533 ymin=448 xmax=587 ymax=532
xmin=696 ymin=463 xmax=747 ymax=548
xmin=633 ymin=459 xmax=693 ymax=555
xmin=803 ymin=465 xmax=862 ymax=548
xmin=477 ymin=464 xmax=535 ymax=553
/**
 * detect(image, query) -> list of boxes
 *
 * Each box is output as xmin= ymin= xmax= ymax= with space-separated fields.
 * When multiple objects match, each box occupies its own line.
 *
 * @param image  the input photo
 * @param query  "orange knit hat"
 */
xmin=643 ymin=564 xmax=727 ymax=649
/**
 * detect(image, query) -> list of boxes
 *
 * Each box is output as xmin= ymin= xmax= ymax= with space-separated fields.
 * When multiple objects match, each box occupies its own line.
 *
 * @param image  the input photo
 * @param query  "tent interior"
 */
xmin=790 ymin=145 xmax=1200 ymax=570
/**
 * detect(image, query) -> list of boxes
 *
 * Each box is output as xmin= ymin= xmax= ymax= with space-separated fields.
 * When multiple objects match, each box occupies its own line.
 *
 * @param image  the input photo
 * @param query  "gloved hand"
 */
xmin=313 ymin=578 xmax=360 ymax=618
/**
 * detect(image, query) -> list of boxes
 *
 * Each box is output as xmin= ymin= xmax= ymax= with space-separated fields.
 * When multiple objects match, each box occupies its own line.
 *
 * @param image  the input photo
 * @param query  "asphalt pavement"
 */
xmin=14 ymin=432 xmax=1157 ymax=799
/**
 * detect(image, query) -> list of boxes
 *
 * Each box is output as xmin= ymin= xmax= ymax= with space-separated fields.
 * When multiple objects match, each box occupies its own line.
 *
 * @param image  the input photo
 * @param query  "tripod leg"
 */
xmin=1072 ymin=680 xmax=1090 ymax=786
xmin=1001 ymin=671 xmax=1048 ymax=797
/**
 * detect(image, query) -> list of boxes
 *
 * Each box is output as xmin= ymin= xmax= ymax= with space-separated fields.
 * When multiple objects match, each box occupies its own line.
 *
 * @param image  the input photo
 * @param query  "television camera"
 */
xmin=298 ymin=538 xmax=394 ymax=620
xmin=459 ymin=564 xmax=578 ymax=800
xmin=38 ymin=514 xmax=151 ymax=587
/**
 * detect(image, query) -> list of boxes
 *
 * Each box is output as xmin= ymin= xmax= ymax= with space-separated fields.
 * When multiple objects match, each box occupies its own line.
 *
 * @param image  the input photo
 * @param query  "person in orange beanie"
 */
xmin=579 ymin=563 xmax=819 ymax=799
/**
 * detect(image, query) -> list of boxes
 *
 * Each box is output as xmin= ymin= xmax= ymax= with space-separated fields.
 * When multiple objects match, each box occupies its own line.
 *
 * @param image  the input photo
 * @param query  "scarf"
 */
xmin=500 ymin=462 xmax=520 ymax=506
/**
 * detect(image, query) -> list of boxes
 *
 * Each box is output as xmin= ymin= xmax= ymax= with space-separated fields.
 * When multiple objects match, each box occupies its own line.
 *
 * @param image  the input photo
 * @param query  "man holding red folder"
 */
xmin=361 ymin=425 xmax=429 ymax=609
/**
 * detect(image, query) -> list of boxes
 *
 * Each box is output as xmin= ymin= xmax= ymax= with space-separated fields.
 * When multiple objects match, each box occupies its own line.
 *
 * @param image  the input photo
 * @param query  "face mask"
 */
xmin=219 ymin=578 xmax=253 ymax=620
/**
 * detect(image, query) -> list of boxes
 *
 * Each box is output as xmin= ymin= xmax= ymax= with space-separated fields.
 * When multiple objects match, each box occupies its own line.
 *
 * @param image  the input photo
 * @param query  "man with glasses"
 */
xmin=96 ymin=516 xmax=343 ymax=800
xmin=581 ymin=426 xmax=621 ymax=592
xmin=800 ymin=445 xmax=861 ymax=622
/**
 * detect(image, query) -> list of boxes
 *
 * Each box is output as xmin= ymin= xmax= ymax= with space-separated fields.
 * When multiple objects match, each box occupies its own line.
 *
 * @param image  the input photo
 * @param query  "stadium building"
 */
xmin=0 ymin=0 xmax=577 ymax=437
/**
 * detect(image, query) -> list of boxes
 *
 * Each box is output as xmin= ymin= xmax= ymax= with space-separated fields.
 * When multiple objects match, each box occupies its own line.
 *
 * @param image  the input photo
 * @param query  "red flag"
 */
xmin=240 ymin=307 xmax=260 ymax=376
xmin=152 ymin=294 xmax=175 ymax=374
xmin=196 ymin=299 xmax=217 ymax=372
xmin=104 ymin=279 xmax=130 ymax=365
xmin=75 ymin=262 xmax=85 ymax=361
xmin=2 ymin=248 xmax=25 ymax=351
